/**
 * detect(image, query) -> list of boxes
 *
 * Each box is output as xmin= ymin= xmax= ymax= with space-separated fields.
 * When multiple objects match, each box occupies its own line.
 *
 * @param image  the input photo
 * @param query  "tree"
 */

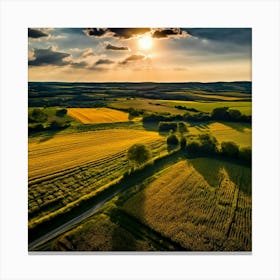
xmin=29 ymin=108 xmax=48 ymax=123
xmin=211 ymin=107 xmax=230 ymax=121
xmin=167 ymin=134 xmax=179 ymax=146
xmin=198 ymin=133 xmax=218 ymax=154
xmin=186 ymin=141 xmax=201 ymax=154
xmin=180 ymin=136 xmax=187 ymax=150
xmin=221 ymin=141 xmax=239 ymax=158
xmin=127 ymin=144 xmax=151 ymax=168
xmin=178 ymin=122 xmax=188 ymax=134
xmin=56 ymin=108 xmax=68 ymax=117
xmin=158 ymin=122 xmax=177 ymax=132
xmin=49 ymin=119 xmax=69 ymax=130
xmin=228 ymin=109 xmax=242 ymax=121
xmin=239 ymin=147 xmax=252 ymax=163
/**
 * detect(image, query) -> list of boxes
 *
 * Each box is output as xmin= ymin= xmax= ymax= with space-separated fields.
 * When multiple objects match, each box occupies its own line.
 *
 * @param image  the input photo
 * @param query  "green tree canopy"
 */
xmin=127 ymin=144 xmax=151 ymax=167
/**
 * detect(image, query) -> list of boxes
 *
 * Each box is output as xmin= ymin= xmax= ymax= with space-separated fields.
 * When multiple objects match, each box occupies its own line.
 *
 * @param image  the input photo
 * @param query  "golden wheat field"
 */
xmin=28 ymin=129 xmax=165 ymax=224
xmin=123 ymin=159 xmax=251 ymax=251
xmin=28 ymin=129 xmax=163 ymax=179
xmin=67 ymin=108 xmax=129 ymax=124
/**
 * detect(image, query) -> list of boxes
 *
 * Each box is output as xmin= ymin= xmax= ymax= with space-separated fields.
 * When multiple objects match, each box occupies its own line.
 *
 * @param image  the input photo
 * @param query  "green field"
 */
xmin=188 ymin=122 xmax=251 ymax=148
xmin=109 ymin=98 xmax=185 ymax=115
xmin=161 ymin=100 xmax=252 ymax=115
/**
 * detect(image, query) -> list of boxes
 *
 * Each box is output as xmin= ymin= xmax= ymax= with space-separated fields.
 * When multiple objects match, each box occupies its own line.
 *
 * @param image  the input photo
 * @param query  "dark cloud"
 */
xmin=94 ymin=59 xmax=115 ymax=66
xmin=84 ymin=28 xmax=108 ymax=37
xmin=28 ymin=47 xmax=70 ymax=66
xmin=28 ymin=28 xmax=48 ymax=39
xmin=109 ymin=28 xmax=150 ymax=39
xmin=120 ymin=54 xmax=145 ymax=65
xmin=105 ymin=43 xmax=129 ymax=51
xmin=84 ymin=28 xmax=150 ymax=39
xmin=152 ymin=28 xmax=188 ymax=39
xmin=184 ymin=28 xmax=251 ymax=45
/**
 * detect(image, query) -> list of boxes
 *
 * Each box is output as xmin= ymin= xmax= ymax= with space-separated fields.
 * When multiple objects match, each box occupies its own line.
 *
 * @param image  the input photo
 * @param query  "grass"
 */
xmin=109 ymin=98 xmax=184 ymax=115
xmin=28 ymin=107 xmax=79 ymax=128
xmin=109 ymin=98 xmax=251 ymax=116
xmin=67 ymin=108 xmax=130 ymax=124
xmin=50 ymin=212 xmax=154 ymax=251
xmin=161 ymin=100 xmax=252 ymax=115
xmin=188 ymin=122 xmax=252 ymax=148
xmin=167 ymin=90 xmax=250 ymax=101
xmin=123 ymin=159 xmax=251 ymax=251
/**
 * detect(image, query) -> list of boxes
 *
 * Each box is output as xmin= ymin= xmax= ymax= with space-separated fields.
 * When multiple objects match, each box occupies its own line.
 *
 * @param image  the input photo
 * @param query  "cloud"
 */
xmin=94 ymin=58 xmax=115 ymax=66
xmin=184 ymin=28 xmax=251 ymax=45
xmin=105 ymin=43 xmax=129 ymax=51
xmin=120 ymin=54 xmax=145 ymax=65
xmin=28 ymin=47 xmax=71 ymax=66
xmin=82 ymin=48 xmax=95 ymax=58
xmin=28 ymin=28 xmax=49 ymax=39
xmin=109 ymin=28 xmax=150 ymax=39
xmin=71 ymin=61 xmax=88 ymax=68
xmin=84 ymin=28 xmax=150 ymax=39
xmin=152 ymin=28 xmax=189 ymax=39
xmin=88 ymin=66 xmax=108 ymax=72
xmin=84 ymin=28 xmax=109 ymax=37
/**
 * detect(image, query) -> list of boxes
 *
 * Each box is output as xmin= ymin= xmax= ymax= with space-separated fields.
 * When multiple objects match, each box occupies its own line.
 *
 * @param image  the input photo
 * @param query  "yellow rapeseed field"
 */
xmin=124 ymin=159 xmax=251 ymax=251
xmin=67 ymin=108 xmax=129 ymax=124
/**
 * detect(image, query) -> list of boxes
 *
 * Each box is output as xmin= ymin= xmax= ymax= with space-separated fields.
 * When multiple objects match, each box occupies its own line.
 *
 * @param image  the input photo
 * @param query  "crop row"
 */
xmin=123 ymin=159 xmax=251 ymax=251
xmin=29 ymin=129 xmax=164 ymax=178
xmin=29 ymin=139 xmax=165 ymax=221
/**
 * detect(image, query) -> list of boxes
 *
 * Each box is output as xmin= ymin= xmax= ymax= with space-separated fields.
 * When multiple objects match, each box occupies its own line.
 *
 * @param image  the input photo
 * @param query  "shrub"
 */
xmin=29 ymin=108 xmax=48 ymax=123
xmin=49 ymin=120 xmax=69 ymax=130
xmin=228 ymin=109 xmax=242 ymax=121
xmin=178 ymin=122 xmax=188 ymax=134
xmin=128 ymin=108 xmax=144 ymax=118
xmin=158 ymin=122 xmax=178 ymax=132
xmin=211 ymin=107 xmax=251 ymax=123
xmin=186 ymin=141 xmax=201 ymax=154
xmin=28 ymin=124 xmax=45 ymax=133
xmin=211 ymin=107 xmax=230 ymax=121
xmin=56 ymin=108 xmax=68 ymax=117
xmin=127 ymin=144 xmax=151 ymax=167
xmin=183 ymin=112 xmax=211 ymax=122
xmin=198 ymin=133 xmax=218 ymax=154
xmin=180 ymin=136 xmax=187 ymax=150
xmin=221 ymin=141 xmax=239 ymax=158
xmin=167 ymin=134 xmax=179 ymax=146
xmin=239 ymin=147 xmax=252 ymax=163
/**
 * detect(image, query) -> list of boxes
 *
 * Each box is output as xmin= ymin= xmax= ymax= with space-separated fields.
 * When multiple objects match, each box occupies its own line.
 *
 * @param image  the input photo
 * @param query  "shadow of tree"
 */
xmin=219 ymin=121 xmax=251 ymax=132
xmin=38 ymin=128 xmax=67 ymax=143
xmin=142 ymin=121 xmax=159 ymax=132
xmin=188 ymin=157 xmax=251 ymax=194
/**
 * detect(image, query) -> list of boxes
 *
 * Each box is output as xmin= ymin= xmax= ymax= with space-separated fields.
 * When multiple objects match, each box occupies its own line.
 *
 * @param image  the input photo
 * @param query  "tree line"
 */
xmin=142 ymin=106 xmax=251 ymax=123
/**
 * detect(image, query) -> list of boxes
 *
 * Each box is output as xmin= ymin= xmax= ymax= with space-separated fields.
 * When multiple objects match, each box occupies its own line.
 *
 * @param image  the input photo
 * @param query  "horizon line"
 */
xmin=28 ymin=80 xmax=252 ymax=83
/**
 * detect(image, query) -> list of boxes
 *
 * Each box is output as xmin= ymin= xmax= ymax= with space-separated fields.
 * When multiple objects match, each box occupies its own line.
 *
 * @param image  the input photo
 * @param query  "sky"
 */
xmin=28 ymin=28 xmax=251 ymax=82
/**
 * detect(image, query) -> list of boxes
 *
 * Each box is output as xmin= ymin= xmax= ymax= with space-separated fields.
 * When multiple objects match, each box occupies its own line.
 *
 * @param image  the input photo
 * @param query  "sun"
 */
xmin=138 ymin=35 xmax=153 ymax=50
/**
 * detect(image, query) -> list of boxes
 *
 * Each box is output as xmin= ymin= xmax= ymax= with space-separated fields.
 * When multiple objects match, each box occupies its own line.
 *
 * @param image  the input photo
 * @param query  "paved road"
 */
xmin=29 ymin=151 xmax=181 ymax=251
xmin=28 ymin=195 xmax=116 ymax=251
